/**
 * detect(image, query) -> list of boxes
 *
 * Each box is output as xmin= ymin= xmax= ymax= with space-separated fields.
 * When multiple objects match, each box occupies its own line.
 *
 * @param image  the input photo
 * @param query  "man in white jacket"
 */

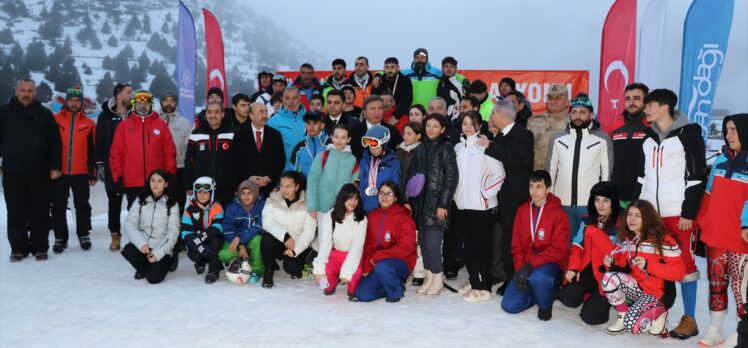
xmin=547 ymin=94 xmax=613 ymax=241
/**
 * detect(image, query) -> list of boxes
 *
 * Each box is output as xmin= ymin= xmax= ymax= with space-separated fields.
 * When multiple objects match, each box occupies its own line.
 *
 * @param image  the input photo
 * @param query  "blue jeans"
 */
xmin=501 ymin=263 xmax=562 ymax=313
xmin=354 ymin=258 xmax=409 ymax=302
xmin=563 ymin=206 xmax=587 ymax=244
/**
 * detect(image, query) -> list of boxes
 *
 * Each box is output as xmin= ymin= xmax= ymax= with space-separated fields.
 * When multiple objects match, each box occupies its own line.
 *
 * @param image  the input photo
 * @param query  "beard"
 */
xmin=134 ymin=104 xmax=151 ymax=116
xmin=161 ymin=105 xmax=176 ymax=114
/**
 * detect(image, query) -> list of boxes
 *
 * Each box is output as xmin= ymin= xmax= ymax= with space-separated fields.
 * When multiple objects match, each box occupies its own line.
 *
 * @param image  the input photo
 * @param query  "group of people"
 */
xmin=1 ymin=47 xmax=747 ymax=346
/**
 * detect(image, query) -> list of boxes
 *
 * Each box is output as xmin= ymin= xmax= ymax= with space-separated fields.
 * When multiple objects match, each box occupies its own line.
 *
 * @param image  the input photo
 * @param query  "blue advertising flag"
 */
xmin=176 ymin=0 xmax=197 ymax=122
xmin=678 ymin=0 xmax=735 ymax=140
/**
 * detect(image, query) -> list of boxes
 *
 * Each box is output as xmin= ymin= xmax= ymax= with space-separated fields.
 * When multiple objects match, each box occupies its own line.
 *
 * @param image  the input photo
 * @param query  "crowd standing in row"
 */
xmin=1 ymin=47 xmax=747 ymax=346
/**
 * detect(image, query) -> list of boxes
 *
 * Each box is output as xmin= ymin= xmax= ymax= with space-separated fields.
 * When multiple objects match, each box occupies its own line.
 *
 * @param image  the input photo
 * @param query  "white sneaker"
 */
xmin=649 ymin=312 xmax=668 ymax=335
xmin=697 ymin=325 xmax=725 ymax=346
xmin=607 ymin=312 xmax=626 ymax=335
xmin=457 ymin=282 xmax=472 ymax=295
xmin=462 ymin=289 xmax=491 ymax=302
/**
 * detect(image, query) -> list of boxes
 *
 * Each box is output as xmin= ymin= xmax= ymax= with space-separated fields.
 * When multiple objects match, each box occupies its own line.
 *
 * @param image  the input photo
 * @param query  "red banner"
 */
xmin=598 ymin=0 xmax=637 ymax=133
xmin=280 ymin=70 xmax=589 ymax=115
xmin=203 ymin=9 xmax=228 ymax=107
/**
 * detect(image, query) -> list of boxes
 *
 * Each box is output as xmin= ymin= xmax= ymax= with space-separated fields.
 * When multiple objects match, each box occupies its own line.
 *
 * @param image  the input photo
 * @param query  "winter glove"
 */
xmin=96 ymin=163 xmax=106 ymax=182
xmin=184 ymin=233 xmax=213 ymax=258
xmin=513 ymin=263 xmax=534 ymax=292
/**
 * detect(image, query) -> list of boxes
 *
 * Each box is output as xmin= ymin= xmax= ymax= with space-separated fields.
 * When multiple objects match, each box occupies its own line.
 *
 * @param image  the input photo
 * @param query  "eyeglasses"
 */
xmin=361 ymin=136 xmax=383 ymax=149
xmin=378 ymin=191 xmax=395 ymax=198
xmin=193 ymin=183 xmax=214 ymax=192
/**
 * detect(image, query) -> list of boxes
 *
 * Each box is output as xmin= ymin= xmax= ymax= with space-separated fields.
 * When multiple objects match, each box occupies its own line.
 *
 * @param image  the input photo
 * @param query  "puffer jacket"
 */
xmin=124 ymin=195 xmax=180 ymax=261
xmin=608 ymin=234 xmax=685 ymax=300
xmin=159 ymin=110 xmax=192 ymax=169
xmin=222 ymin=196 xmax=265 ymax=244
xmin=54 ymin=108 xmax=95 ymax=177
xmin=307 ymin=146 xmax=360 ymax=213
xmin=0 ymin=97 xmax=61 ymax=175
xmin=267 ymin=105 xmax=307 ymax=170
xmin=547 ymin=120 xmax=613 ymax=206
xmin=95 ymin=98 xmax=128 ymax=189
xmin=359 ymin=149 xmax=401 ymax=212
xmin=289 ymin=131 xmax=328 ymax=176
xmin=634 ymin=112 xmax=706 ymax=219
xmin=407 ymin=134 xmax=459 ymax=230
xmin=454 ymin=134 xmax=505 ymax=211
xmin=402 ymin=62 xmax=442 ymax=108
xmin=109 ymin=111 xmax=177 ymax=188
xmin=511 ymin=193 xmax=570 ymax=271
xmin=362 ymin=203 xmax=417 ymax=274
xmin=262 ymin=190 xmax=317 ymax=256
xmin=183 ymin=121 xmax=235 ymax=192
xmin=313 ymin=212 xmax=368 ymax=280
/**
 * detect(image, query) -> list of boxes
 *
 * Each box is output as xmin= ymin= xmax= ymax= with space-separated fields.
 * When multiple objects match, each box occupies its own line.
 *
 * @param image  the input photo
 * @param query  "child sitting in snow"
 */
xmin=181 ymin=176 xmax=225 ymax=284
xmin=219 ymin=179 xmax=265 ymax=284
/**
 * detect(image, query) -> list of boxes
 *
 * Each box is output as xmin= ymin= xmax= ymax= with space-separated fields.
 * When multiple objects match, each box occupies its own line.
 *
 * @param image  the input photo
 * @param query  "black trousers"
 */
xmin=121 ymin=243 xmax=172 ymax=284
xmin=125 ymin=187 xmax=142 ymax=210
xmin=558 ymin=266 xmax=611 ymax=325
xmin=51 ymin=175 xmax=92 ymax=241
xmin=261 ymin=233 xmax=313 ymax=279
xmin=499 ymin=200 xmax=520 ymax=281
xmin=106 ymin=189 xmax=124 ymax=234
xmin=457 ymin=209 xmax=494 ymax=291
xmin=490 ymin=208 xmax=505 ymax=280
xmin=186 ymin=232 xmax=224 ymax=274
xmin=174 ymin=168 xmax=187 ymax=217
xmin=443 ymin=201 xmax=463 ymax=273
xmin=3 ymin=172 xmax=51 ymax=255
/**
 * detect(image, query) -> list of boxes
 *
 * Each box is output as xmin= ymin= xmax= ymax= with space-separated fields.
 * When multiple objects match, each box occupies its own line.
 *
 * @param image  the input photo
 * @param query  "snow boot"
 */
xmin=53 ymin=239 xmax=67 ymax=254
xmin=194 ymin=262 xmax=206 ymax=275
xmin=416 ymin=271 xmax=433 ymax=296
xmin=9 ymin=254 xmax=23 ymax=262
xmin=649 ymin=312 xmax=668 ymax=336
xmin=205 ymin=271 xmax=219 ymax=284
xmin=670 ymin=314 xmax=699 ymax=339
xmin=457 ymin=282 xmax=472 ymax=295
xmin=78 ymin=235 xmax=92 ymax=250
xmin=538 ymin=307 xmax=553 ymax=321
xmin=462 ymin=289 xmax=491 ymax=303
xmin=697 ymin=325 xmax=725 ymax=346
xmin=169 ymin=254 xmax=179 ymax=272
xmin=35 ymin=252 xmax=48 ymax=261
xmin=109 ymin=233 xmax=121 ymax=251
xmin=134 ymin=271 xmax=145 ymax=280
xmin=426 ymin=272 xmax=444 ymax=297
xmin=607 ymin=312 xmax=626 ymax=335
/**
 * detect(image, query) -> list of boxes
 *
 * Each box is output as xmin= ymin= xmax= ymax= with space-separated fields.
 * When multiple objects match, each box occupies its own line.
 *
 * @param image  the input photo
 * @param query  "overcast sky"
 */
xmin=246 ymin=0 xmax=747 ymax=114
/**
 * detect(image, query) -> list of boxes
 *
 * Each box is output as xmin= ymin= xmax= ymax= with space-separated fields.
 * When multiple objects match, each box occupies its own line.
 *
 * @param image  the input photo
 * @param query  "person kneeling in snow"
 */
xmin=350 ymin=181 xmax=416 ymax=303
xmin=558 ymin=181 xmax=620 ymax=325
xmin=219 ymin=179 xmax=266 ymax=285
xmin=121 ymin=170 xmax=180 ymax=284
xmin=181 ymin=177 xmax=225 ymax=284
xmin=312 ymin=183 xmax=367 ymax=296
xmin=602 ymin=200 xmax=685 ymax=336
xmin=501 ymin=170 xmax=569 ymax=321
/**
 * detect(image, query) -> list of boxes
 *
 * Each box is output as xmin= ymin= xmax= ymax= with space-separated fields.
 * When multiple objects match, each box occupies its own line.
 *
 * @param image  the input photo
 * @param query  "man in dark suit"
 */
xmin=232 ymin=102 xmax=286 ymax=197
xmin=350 ymin=95 xmax=402 ymax=159
xmin=323 ymin=89 xmax=359 ymax=141
xmin=479 ymin=99 xmax=534 ymax=295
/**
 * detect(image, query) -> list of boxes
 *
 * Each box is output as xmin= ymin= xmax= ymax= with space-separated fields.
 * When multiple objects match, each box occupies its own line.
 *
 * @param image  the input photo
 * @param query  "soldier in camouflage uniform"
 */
xmin=526 ymin=84 xmax=570 ymax=170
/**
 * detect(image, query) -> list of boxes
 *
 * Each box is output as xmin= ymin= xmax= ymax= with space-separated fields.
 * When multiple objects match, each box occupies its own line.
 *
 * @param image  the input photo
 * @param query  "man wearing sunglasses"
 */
xmin=350 ymin=95 xmax=402 ymax=159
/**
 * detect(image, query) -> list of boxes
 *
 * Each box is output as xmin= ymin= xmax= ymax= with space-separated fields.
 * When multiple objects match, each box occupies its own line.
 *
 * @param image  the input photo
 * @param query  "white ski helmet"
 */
xmin=225 ymin=258 xmax=252 ymax=285
xmin=192 ymin=176 xmax=216 ymax=201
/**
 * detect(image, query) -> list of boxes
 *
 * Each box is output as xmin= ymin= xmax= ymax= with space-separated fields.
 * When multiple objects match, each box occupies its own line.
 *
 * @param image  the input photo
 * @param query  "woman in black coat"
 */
xmin=406 ymin=113 xmax=458 ymax=297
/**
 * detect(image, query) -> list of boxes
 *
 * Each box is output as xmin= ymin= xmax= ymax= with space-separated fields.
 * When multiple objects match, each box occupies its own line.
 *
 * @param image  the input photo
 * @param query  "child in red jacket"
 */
xmin=602 ymin=199 xmax=686 ymax=336
xmin=501 ymin=170 xmax=570 ymax=321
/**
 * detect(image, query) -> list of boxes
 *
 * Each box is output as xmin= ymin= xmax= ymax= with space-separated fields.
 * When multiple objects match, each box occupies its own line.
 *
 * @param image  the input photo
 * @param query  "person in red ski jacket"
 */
xmin=501 ymin=170 xmax=569 ymax=321
xmin=602 ymin=199 xmax=686 ymax=336
xmin=352 ymin=181 xmax=416 ymax=303
xmin=558 ymin=181 xmax=620 ymax=325
xmin=109 ymin=89 xmax=176 ymax=208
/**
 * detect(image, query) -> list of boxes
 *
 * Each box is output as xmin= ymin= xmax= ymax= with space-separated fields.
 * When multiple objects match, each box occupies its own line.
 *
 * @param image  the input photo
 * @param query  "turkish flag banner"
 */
xmin=203 ymin=9 xmax=228 ymax=107
xmin=598 ymin=0 xmax=637 ymax=134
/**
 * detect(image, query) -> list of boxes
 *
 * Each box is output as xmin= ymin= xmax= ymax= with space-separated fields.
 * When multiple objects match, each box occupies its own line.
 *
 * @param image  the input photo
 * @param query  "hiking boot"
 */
xmin=670 ymin=314 xmax=699 ymax=340
xmin=78 ymin=235 xmax=92 ymax=250
xmin=194 ymin=262 xmax=206 ymax=275
xmin=109 ymin=233 xmax=121 ymax=251
xmin=35 ymin=252 xmax=48 ymax=261
xmin=538 ymin=307 xmax=553 ymax=321
xmin=205 ymin=272 xmax=219 ymax=284
xmin=134 ymin=271 xmax=145 ymax=280
xmin=9 ymin=253 xmax=24 ymax=262
xmin=53 ymin=239 xmax=67 ymax=254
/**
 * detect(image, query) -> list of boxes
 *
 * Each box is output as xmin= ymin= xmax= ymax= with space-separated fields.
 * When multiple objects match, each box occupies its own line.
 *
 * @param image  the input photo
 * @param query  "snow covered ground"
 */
xmin=0 ymin=187 xmax=738 ymax=347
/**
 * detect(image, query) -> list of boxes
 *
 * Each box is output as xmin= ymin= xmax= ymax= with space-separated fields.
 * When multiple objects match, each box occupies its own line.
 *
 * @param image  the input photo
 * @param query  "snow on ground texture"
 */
xmin=0 ymin=187 xmax=738 ymax=347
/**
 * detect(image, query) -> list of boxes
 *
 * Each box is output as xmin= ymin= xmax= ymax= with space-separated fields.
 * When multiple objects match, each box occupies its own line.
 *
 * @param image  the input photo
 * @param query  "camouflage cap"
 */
xmin=547 ymin=84 xmax=568 ymax=97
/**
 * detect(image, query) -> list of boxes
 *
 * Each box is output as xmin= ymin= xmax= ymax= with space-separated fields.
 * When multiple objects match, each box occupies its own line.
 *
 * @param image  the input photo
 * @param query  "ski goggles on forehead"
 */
xmin=361 ymin=136 xmax=384 ymax=149
xmin=193 ymin=183 xmax=215 ymax=192
xmin=132 ymin=91 xmax=153 ymax=104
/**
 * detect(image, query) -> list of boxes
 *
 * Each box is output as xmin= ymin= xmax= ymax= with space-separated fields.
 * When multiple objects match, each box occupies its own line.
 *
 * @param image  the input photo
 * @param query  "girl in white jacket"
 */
xmin=121 ymin=169 xmax=180 ymax=284
xmin=313 ymin=183 xmax=368 ymax=296
xmin=260 ymin=171 xmax=318 ymax=288
xmin=453 ymin=111 xmax=506 ymax=302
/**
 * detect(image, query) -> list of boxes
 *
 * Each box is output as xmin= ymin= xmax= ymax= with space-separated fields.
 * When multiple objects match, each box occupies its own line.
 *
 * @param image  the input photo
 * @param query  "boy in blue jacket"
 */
xmin=219 ymin=179 xmax=265 ymax=284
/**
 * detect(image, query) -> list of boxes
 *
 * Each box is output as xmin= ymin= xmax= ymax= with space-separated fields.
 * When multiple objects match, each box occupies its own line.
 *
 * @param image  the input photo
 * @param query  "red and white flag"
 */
xmin=598 ymin=0 xmax=637 ymax=134
xmin=203 ymin=9 xmax=227 ymax=107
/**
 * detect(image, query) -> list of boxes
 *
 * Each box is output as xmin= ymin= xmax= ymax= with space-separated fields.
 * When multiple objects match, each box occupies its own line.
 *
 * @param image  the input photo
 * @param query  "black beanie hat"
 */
xmin=500 ymin=77 xmax=517 ymax=91
xmin=587 ymin=181 xmax=620 ymax=227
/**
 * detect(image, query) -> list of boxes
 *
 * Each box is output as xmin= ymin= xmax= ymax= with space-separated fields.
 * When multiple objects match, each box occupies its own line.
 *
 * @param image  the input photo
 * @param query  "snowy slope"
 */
xmin=0 ymin=188 xmax=738 ymax=347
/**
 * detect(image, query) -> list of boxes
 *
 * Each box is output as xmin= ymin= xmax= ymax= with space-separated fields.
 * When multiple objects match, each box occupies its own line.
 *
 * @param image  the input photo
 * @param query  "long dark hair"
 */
xmin=138 ymin=169 xmax=177 ymax=211
xmin=331 ymin=183 xmax=365 ymax=224
xmin=617 ymin=200 xmax=668 ymax=254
